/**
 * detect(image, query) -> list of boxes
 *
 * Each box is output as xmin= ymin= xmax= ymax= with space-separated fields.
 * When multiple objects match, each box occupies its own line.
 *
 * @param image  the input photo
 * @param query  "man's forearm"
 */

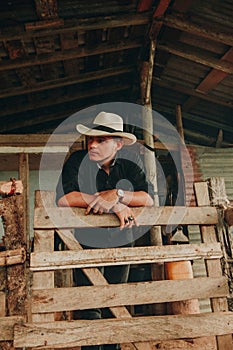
xmin=121 ymin=191 xmax=154 ymax=207
xmin=57 ymin=191 xmax=96 ymax=207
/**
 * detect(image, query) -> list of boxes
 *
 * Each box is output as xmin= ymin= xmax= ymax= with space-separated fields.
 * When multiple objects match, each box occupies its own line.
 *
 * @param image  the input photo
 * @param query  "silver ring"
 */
xmin=128 ymin=216 xmax=134 ymax=221
xmin=124 ymin=219 xmax=129 ymax=224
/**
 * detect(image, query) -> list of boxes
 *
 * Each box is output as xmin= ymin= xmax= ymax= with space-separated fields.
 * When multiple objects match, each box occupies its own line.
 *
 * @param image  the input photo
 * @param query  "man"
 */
xmin=56 ymin=111 xmax=154 ymax=350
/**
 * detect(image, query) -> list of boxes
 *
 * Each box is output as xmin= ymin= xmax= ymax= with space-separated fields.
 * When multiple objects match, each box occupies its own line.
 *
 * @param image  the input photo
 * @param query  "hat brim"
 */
xmin=76 ymin=124 xmax=136 ymax=145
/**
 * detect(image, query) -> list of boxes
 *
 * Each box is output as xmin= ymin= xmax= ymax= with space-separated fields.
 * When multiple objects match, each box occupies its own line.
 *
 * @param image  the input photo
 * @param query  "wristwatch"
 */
xmin=117 ymin=189 xmax=125 ymax=202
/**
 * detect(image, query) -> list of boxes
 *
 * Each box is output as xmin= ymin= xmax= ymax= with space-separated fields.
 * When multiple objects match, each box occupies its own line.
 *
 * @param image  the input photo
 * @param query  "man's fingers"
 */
xmin=85 ymin=198 xmax=98 ymax=214
xmin=85 ymin=206 xmax=91 ymax=215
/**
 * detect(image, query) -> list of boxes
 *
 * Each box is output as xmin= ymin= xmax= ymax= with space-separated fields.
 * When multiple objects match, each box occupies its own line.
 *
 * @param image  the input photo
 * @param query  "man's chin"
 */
xmin=89 ymin=155 xmax=101 ymax=161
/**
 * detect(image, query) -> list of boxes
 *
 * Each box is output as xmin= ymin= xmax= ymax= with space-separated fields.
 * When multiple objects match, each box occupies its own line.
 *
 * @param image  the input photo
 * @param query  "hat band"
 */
xmin=92 ymin=125 xmax=122 ymax=133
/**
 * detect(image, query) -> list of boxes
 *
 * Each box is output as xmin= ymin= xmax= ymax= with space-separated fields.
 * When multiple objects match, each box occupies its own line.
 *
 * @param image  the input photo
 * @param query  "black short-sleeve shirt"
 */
xmin=56 ymin=149 xmax=154 ymax=200
xmin=56 ymin=148 xmax=154 ymax=247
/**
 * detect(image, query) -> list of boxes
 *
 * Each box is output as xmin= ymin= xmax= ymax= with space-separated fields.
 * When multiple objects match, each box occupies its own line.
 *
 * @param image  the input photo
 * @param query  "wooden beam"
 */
xmin=0 ymin=146 xmax=69 ymax=154
xmin=14 ymin=312 xmax=233 ymax=348
xmin=19 ymin=153 xmax=30 ymax=244
xmin=137 ymin=0 xmax=154 ymax=12
xmin=182 ymin=48 xmax=233 ymax=112
xmin=153 ymin=0 xmax=171 ymax=18
xmin=0 ymin=248 xmax=26 ymax=267
xmin=0 ymin=83 xmax=131 ymax=130
xmin=149 ymin=0 xmax=172 ymax=39
xmin=31 ymin=277 xmax=228 ymax=313
xmin=0 ymin=316 xmax=24 ymax=341
xmin=0 ymin=13 xmax=150 ymax=41
xmin=30 ymin=243 xmax=222 ymax=271
xmin=0 ymin=39 xmax=142 ymax=71
xmin=158 ymin=42 xmax=233 ymax=74
xmin=172 ymin=0 xmax=194 ymax=12
xmin=196 ymin=48 xmax=233 ymax=93
xmin=0 ymin=134 xmax=84 ymax=146
xmin=0 ymin=292 xmax=5 ymax=317
xmin=34 ymin=206 xmax=218 ymax=229
xmin=153 ymin=78 xmax=233 ymax=109
xmin=0 ymin=65 xmax=135 ymax=99
xmin=182 ymin=128 xmax=230 ymax=147
xmin=150 ymin=0 xmax=193 ymax=79
xmin=154 ymin=105 xmax=233 ymax=134
xmin=163 ymin=13 xmax=233 ymax=47
xmin=32 ymin=192 xmax=55 ymax=324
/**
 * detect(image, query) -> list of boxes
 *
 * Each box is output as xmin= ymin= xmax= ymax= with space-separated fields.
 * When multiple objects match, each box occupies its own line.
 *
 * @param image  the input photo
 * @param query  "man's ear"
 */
xmin=115 ymin=139 xmax=124 ymax=151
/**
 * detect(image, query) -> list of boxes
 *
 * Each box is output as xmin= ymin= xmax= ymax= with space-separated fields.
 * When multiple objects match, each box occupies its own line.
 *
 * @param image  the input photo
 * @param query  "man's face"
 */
xmin=87 ymin=136 xmax=123 ymax=164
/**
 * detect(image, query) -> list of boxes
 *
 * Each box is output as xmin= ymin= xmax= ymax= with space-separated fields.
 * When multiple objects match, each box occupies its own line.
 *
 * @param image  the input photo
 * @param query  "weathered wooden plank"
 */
xmin=194 ymin=182 xmax=233 ymax=350
xmin=32 ymin=231 xmax=55 ymax=323
xmin=0 ymin=146 xmax=69 ymax=153
xmin=14 ymin=312 xmax=233 ymax=348
xmin=30 ymin=242 xmax=222 ymax=270
xmin=31 ymin=276 xmax=228 ymax=313
xmin=32 ymin=192 xmax=55 ymax=323
xmin=152 ymin=337 xmax=217 ymax=350
xmin=0 ymin=247 xmax=26 ymax=267
xmin=0 ymin=292 xmax=5 ymax=317
xmin=0 ymin=134 xmax=84 ymax=146
xmin=34 ymin=206 xmax=218 ymax=229
xmin=19 ymin=153 xmax=29 ymax=245
xmin=0 ymin=316 xmax=24 ymax=341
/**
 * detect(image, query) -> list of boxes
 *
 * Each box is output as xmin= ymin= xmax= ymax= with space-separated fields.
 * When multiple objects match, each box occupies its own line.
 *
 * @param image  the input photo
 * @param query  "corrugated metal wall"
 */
xmin=195 ymin=146 xmax=233 ymax=201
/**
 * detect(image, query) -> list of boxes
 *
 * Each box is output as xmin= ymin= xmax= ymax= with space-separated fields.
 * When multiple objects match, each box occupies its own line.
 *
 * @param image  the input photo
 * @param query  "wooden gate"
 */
xmin=12 ymin=183 xmax=233 ymax=349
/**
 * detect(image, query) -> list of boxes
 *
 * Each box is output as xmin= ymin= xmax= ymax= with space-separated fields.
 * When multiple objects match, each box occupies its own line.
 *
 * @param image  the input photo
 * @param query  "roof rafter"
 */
xmin=0 ymin=39 xmax=142 ymax=72
xmin=0 ymin=65 xmax=135 ymax=99
xmin=183 ymin=48 xmax=233 ymax=112
xmin=158 ymin=42 xmax=233 ymax=74
xmin=163 ymin=13 xmax=233 ymax=47
xmin=0 ymin=82 xmax=131 ymax=119
xmin=0 ymin=13 xmax=150 ymax=41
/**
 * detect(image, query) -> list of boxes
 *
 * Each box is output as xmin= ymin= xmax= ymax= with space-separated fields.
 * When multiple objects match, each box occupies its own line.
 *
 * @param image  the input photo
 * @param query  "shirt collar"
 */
xmin=97 ymin=157 xmax=117 ymax=169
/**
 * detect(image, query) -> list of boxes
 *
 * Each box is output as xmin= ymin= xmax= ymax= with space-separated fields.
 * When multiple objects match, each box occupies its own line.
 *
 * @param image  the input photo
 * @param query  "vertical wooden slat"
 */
xmin=194 ymin=181 xmax=232 ymax=350
xmin=0 ymin=292 xmax=5 ymax=316
xmin=31 ymin=191 xmax=55 ymax=323
xmin=18 ymin=153 xmax=30 ymax=246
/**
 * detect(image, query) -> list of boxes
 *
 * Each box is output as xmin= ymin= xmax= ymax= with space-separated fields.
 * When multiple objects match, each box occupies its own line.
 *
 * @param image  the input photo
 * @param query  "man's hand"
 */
xmin=85 ymin=189 xmax=119 ymax=215
xmin=112 ymin=202 xmax=138 ymax=230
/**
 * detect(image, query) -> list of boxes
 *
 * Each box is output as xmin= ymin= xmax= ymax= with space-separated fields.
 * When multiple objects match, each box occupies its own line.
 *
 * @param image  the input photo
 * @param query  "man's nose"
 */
xmin=88 ymin=139 xmax=98 ymax=148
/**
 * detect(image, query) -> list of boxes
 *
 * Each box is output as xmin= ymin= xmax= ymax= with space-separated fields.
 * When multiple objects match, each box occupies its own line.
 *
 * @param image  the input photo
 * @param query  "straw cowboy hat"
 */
xmin=76 ymin=111 xmax=137 ymax=145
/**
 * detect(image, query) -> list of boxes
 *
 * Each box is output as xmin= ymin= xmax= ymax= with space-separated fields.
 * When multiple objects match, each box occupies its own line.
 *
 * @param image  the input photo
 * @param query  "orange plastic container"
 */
xmin=165 ymin=261 xmax=193 ymax=280
xmin=165 ymin=261 xmax=200 ymax=315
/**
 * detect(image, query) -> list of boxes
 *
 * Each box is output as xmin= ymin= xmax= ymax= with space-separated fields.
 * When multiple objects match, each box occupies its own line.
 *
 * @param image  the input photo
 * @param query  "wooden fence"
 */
xmin=1 ymin=182 xmax=233 ymax=349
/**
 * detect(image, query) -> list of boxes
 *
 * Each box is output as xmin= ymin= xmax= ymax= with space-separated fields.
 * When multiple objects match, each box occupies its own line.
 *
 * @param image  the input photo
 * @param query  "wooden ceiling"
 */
xmin=0 ymin=0 xmax=232 ymax=147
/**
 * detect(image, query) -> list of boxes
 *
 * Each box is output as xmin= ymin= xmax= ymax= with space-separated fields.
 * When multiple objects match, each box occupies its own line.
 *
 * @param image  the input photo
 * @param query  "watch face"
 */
xmin=117 ymin=189 xmax=124 ymax=198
